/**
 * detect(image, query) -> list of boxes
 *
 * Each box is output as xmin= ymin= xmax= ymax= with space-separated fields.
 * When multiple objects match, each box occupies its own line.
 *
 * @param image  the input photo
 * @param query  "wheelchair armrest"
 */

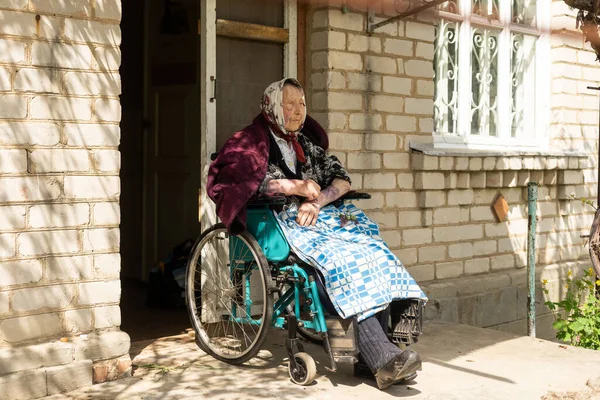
xmin=247 ymin=195 xmax=287 ymax=207
xmin=339 ymin=190 xmax=371 ymax=201
xmin=331 ymin=191 xmax=371 ymax=208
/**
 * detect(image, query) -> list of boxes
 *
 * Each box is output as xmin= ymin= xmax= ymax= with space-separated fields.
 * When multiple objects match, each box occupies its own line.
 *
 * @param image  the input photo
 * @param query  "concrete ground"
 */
xmin=45 ymin=321 xmax=600 ymax=400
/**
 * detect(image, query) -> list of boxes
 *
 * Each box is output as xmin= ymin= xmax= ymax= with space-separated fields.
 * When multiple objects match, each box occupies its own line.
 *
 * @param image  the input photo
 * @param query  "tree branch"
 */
xmin=563 ymin=0 xmax=596 ymax=13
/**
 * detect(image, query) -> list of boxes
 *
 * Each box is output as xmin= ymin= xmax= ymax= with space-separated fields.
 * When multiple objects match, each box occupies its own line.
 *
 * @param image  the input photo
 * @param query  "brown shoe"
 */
xmin=374 ymin=349 xmax=422 ymax=390
xmin=354 ymin=360 xmax=417 ymax=384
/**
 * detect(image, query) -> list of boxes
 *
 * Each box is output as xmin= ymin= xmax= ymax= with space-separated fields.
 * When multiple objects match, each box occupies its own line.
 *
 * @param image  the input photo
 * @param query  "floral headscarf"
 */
xmin=260 ymin=78 xmax=307 ymax=162
xmin=261 ymin=78 xmax=306 ymax=136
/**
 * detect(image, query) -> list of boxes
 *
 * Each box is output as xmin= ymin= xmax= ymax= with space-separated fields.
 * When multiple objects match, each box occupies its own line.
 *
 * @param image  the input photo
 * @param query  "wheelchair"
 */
xmin=185 ymin=191 xmax=424 ymax=386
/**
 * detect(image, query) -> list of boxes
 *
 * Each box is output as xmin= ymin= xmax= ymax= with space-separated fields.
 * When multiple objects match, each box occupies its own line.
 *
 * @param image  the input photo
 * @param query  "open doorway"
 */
xmin=119 ymin=0 xmax=296 ymax=342
xmin=120 ymin=0 xmax=200 ymax=341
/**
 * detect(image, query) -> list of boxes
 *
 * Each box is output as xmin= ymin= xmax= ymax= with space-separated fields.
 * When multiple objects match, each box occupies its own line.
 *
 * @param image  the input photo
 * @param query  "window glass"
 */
xmin=512 ymin=0 xmax=537 ymax=27
xmin=434 ymin=21 xmax=460 ymax=135
xmin=472 ymin=0 xmax=500 ymax=20
xmin=439 ymin=0 xmax=459 ymax=13
xmin=510 ymin=34 xmax=537 ymax=138
xmin=470 ymin=28 xmax=499 ymax=137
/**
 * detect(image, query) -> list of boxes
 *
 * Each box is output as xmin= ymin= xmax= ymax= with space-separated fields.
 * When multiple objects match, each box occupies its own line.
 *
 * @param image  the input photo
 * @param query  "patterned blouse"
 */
xmin=270 ymin=131 xmax=298 ymax=173
xmin=259 ymin=133 xmax=351 ymax=203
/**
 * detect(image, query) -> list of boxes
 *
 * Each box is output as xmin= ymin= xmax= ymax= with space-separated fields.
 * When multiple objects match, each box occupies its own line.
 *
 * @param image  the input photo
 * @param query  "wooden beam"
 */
xmin=203 ymin=19 xmax=289 ymax=44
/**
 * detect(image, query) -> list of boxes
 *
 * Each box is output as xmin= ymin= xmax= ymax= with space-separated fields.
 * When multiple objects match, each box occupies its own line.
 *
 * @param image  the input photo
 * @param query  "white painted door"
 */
xmin=199 ymin=0 xmax=297 ymax=227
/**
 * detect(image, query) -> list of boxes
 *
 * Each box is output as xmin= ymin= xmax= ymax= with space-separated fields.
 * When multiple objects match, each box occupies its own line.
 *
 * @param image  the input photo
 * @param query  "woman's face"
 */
xmin=282 ymin=84 xmax=306 ymax=132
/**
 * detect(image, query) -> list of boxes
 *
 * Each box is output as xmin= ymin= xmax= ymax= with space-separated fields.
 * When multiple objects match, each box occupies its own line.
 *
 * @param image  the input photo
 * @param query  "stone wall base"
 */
xmin=421 ymin=261 xmax=588 ymax=341
xmin=0 ymin=361 xmax=92 ymax=400
xmin=92 ymin=355 xmax=132 ymax=384
xmin=0 ymin=330 xmax=131 ymax=399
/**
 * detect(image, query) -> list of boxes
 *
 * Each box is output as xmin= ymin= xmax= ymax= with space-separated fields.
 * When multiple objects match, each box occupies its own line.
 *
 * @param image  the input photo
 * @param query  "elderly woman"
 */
xmin=208 ymin=78 xmax=427 ymax=390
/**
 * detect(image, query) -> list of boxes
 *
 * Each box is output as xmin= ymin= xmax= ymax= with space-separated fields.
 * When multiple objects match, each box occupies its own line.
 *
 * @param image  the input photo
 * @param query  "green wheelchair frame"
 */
xmin=185 ymin=192 xmax=370 ymax=385
xmin=185 ymin=191 xmax=423 ymax=385
xmin=237 ymin=203 xmax=334 ymax=382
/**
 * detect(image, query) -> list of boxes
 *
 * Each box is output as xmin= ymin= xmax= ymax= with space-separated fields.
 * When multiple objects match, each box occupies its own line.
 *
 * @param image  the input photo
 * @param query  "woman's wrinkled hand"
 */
xmin=296 ymin=179 xmax=321 ymax=201
xmin=296 ymin=201 xmax=321 ymax=226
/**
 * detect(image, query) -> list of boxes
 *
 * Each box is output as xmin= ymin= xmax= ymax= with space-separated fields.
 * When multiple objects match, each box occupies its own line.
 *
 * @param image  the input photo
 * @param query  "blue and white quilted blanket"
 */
xmin=275 ymin=203 xmax=427 ymax=321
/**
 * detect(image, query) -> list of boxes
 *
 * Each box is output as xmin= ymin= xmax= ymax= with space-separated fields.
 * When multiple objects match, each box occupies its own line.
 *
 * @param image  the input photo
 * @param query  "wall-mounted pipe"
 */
xmin=527 ymin=182 xmax=539 ymax=338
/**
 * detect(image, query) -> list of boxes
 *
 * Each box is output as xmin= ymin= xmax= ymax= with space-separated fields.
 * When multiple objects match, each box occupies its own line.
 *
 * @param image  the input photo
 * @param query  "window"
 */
xmin=433 ymin=0 xmax=550 ymax=149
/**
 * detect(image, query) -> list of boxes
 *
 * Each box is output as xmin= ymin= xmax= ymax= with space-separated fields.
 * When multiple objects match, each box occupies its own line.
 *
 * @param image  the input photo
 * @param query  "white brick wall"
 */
xmin=0 ymin=149 xmax=27 ymax=173
xmin=82 ymin=228 xmax=119 ymax=252
xmin=64 ymin=309 xmax=93 ymax=333
xmin=0 ymin=95 xmax=27 ymax=118
xmin=46 ymin=256 xmax=94 ymax=282
xmin=0 ymin=67 xmax=11 ymax=91
xmin=64 ymin=124 xmax=120 ymax=147
xmin=33 ymin=42 xmax=93 ymax=69
xmin=0 ymin=0 xmax=28 ymax=10
xmin=64 ymin=176 xmax=120 ymax=199
xmin=0 ymin=205 xmax=26 ymax=230
xmin=0 ymin=292 xmax=9 ymax=316
xmin=19 ymin=230 xmax=80 ymax=256
xmin=304 ymin=1 xmax=598 ymax=341
xmin=12 ymin=285 xmax=75 ymax=313
xmin=0 ymin=259 xmax=43 ymax=286
xmin=0 ymin=122 xmax=61 ymax=146
xmin=0 ymin=177 xmax=62 ymax=202
xmin=0 ymin=313 xmax=63 ymax=342
xmin=92 ymin=202 xmax=120 ymax=225
xmin=14 ymin=68 xmax=60 ymax=93
xmin=94 ymin=0 xmax=122 ymax=21
xmin=93 ymin=46 xmax=121 ymax=71
xmin=94 ymin=305 xmax=121 ymax=329
xmin=0 ymin=1 xmax=127 ymax=385
xmin=78 ymin=281 xmax=120 ymax=306
xmin=29 ymin=149 xmax=91 ymax=173
xmin=94 ymin=253 xmax=120 ymax=279
xmin=0 ymin=38 xmax=27 ymax=63
xmin=30 ymin=0 xmax=91 ymax=16
xmin=28 ymin=204 xmax=90 ymax=228
xmin=63 ymin=19 xmax=121 ymax=46
xmin=0 ymin=10 xmax=61 ymax=38
xmin=64 ymin=72 xmax=121 ymax=96
xmin=31 ymin=97 xmax=92 ymax=121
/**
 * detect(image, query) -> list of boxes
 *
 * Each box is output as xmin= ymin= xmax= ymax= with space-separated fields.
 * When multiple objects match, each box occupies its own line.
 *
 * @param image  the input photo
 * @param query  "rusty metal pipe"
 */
xmin=527 ymin=182 xmax=539 ymax=338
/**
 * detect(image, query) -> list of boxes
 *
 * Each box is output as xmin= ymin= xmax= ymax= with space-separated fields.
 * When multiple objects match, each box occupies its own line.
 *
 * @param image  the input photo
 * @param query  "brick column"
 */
xmin=0 ymin=1 xmax=130 ymax=397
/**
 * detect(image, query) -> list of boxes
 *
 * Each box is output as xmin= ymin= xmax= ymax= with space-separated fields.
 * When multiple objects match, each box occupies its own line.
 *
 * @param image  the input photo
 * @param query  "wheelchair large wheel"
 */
xmin=186 ymin=223 xmax=273 ymax=364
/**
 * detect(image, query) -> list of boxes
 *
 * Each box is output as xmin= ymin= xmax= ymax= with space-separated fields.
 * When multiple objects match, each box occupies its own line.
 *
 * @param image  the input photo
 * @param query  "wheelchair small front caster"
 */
xmin=289 ymin=352 xmax=316 ymax=386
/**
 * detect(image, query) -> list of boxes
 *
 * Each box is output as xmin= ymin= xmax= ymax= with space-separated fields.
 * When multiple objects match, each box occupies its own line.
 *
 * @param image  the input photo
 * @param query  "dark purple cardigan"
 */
xmin=206 ymin=113 xmax=328 ymax=234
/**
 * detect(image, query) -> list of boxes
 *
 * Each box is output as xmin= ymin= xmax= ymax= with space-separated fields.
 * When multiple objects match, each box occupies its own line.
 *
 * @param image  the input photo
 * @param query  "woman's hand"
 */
xmin=296 ymin=201 xmax=321 ymax=226
xmin=294 ymin=179 xmax=320 ymax=200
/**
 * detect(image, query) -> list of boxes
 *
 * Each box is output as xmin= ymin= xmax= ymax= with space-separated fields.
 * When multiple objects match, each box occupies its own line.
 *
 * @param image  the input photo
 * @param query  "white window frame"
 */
xmin=199 ymin=0 xmax=297 ymax=226
xmin=433 ymin=0 xmax=551 ymax=151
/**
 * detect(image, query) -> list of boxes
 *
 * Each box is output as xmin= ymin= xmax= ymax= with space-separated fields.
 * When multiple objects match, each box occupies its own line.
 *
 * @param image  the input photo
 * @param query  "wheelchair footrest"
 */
xmin=390 ymin=299 xmax=425 ymax=345
xmin=325 ymin=316 xmax=359 ymax=362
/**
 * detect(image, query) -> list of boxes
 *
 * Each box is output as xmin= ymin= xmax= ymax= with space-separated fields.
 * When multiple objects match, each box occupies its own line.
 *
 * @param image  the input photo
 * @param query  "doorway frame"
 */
xmin=198 ymin=0 xmax=298 ymax=228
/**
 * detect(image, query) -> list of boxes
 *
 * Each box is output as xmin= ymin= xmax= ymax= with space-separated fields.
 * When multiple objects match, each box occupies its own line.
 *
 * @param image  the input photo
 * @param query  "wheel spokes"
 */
xmin=188 ymin=228 xmax=267 ymax=359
